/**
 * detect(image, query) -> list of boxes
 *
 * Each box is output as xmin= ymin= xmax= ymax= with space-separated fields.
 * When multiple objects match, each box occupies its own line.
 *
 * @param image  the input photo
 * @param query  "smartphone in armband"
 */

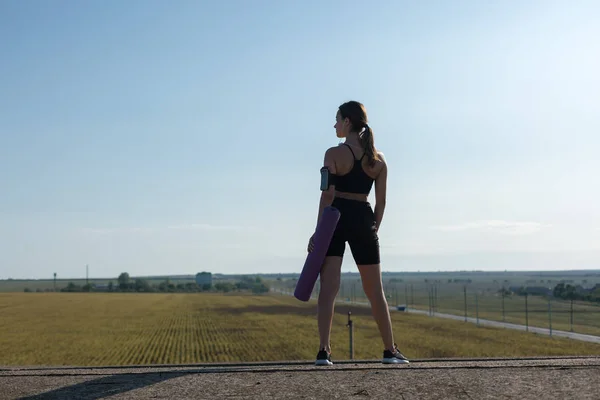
xmin=320 ymin=167 xmax=331 ymax=191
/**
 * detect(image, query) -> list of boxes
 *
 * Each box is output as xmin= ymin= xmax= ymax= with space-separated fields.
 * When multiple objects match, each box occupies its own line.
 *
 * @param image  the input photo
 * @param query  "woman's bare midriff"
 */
xmin=334 ymin=191 xmax=369 ymax=202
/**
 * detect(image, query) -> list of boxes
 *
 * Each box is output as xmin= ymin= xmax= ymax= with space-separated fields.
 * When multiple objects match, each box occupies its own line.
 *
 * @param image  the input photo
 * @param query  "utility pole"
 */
xmin=53 ymin=273 xmax=57 ymax=292
xmin=86 ymin=265 xmax=89 ymax=285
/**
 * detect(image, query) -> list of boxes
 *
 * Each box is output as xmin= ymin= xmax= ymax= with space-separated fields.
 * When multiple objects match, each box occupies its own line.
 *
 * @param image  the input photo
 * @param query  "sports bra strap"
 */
xmin=343 ymin=143 xmax=356 ymax=159
xmin=343 ymin=143 xmax=366 ymax=161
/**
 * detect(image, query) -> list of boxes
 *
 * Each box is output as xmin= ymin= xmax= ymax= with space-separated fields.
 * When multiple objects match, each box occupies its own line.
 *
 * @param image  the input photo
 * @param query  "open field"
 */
xmin=1 ymin=292 xmax=599 ymax=367
xmin=4 ymin=269 xmax=600 ymax=337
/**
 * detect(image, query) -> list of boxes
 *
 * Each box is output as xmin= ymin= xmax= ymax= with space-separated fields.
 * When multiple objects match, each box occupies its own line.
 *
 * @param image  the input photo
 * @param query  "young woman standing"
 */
xmin=308 ymin=100 xmax=409 ymax=366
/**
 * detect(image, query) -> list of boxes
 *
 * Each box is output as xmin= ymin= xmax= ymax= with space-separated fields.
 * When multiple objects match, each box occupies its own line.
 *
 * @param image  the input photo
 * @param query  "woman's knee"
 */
xmin=319 ymin=257 xmax=342 ymax=295
xmin=363 ymin=284 xmax=386 ymax=303
xmin=357 ymin=263 xmax=384 ymax=299
xmin=320 ymin=279 xmax=340 ymax=296
xmin=320 ymin=272 xmax=341 ymax=287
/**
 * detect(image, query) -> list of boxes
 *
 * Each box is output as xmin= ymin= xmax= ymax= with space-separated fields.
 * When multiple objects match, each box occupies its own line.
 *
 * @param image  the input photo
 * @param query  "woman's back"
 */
xmin=331 ymin=143 xmax=386 ymax=202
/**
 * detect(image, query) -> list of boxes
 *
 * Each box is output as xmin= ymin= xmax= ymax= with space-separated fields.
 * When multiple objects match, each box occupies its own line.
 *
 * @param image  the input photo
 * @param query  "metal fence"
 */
xmin=273 ymin=280 xmax=600 ymax=338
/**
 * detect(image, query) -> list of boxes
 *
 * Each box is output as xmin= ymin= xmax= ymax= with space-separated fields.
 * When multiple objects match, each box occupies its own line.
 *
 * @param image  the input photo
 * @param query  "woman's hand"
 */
xmin=307 ymin=233 xmax=315 ymax=253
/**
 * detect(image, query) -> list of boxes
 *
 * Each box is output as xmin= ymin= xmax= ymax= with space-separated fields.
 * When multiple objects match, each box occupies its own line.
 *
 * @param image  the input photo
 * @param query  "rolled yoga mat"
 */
xmin=294 ymin=206 xmax=341 ymax=302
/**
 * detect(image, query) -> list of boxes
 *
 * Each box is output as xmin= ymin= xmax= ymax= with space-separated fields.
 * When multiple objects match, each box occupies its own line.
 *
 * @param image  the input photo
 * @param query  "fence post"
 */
xmin=548 ymin=298 xmax=552 ymax=338
xmin=475 ymin=292 xmax=480 ymax=326
xmin=502 ymin=287 xmax=506 ymax=322
xmin=432 ymin=285 xmax=436 ymax=315
xmin=428 ymin=286 xmax=432 ymax=316
xmin=431 ymin=285 xmax=435 ymax=315
xmin=431 ymin=286 xmax=435 ymax=316
xmin=347 ymin=311 xmax=354 ymax=360
xmin=570 ymin=298 xmax=574 ymax=332
xmin=525 ymin=293 xmax=529 ymax=332
xmin=463 ymin=285 xmax=468 ymax=322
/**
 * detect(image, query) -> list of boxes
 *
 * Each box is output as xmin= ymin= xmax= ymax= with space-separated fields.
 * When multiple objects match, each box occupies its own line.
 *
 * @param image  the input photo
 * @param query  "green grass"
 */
xmin=0 ymin=292 xmax=599 ymax=367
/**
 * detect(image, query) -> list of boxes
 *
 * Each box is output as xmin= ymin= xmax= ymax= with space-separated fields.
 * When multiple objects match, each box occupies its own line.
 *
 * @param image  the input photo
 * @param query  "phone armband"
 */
xmin=320 ymin=167 xmax=334 ymax=191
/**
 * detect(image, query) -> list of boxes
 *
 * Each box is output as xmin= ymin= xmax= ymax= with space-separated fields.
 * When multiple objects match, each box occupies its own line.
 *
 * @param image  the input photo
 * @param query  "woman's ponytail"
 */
xmin=338 ymin=101 xmax=379 ymax=166
xmin=360 ymin=124 xmax=379 ymax=167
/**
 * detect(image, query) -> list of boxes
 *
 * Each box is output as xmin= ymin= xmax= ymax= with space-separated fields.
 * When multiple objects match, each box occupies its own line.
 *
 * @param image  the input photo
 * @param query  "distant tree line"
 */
xmin=553 ymin=283 xmax=600 ymax=303
xmin=492 ymin=282 xmax=600 ymax=303
xmin=23 ymin=273 xmax=270 ymax=294
xmin=446 ymin=279 xmax=473 ymax=284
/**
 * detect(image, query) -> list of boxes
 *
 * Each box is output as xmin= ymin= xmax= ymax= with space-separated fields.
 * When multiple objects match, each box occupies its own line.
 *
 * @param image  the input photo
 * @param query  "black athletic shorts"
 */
xmin=325 ymin=197 xmax=380 ymax=265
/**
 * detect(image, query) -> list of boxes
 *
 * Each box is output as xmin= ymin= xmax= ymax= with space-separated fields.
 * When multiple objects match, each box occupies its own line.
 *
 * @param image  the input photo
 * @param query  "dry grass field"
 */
xmin=1 ymin=292 xmax=599 ymax=366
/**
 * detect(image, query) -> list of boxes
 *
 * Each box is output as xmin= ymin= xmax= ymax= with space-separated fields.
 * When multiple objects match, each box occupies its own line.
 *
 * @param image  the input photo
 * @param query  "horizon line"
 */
xmin=3 ymin=268 xmax=600 ymax=281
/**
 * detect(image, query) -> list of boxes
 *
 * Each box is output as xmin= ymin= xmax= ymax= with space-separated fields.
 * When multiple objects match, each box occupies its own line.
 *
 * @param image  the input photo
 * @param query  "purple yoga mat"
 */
xmin=294 ymin=206 xmax=341 ymax=302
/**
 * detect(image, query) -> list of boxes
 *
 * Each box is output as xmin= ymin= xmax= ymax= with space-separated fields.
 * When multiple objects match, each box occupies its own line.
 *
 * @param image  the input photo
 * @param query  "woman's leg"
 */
xmin=348 ymin=201 xmax=396 ymax=353
xmin=357 ymin=262 xmax=409 ymax=364
xmin=356 ymin=263 xmax=395 ymax=351
xmin=347 ymin=203 xmax=409 ymax=363
xmin=317 ymin=256 xmax=343 ymax=352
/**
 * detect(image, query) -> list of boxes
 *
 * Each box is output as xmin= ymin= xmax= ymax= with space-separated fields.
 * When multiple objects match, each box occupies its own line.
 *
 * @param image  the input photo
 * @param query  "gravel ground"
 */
xmin=1 ymin=357 xmax=599 ymax=399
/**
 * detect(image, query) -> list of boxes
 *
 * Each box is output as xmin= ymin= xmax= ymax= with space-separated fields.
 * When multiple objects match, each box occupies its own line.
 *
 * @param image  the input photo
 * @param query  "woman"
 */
xmin=308 ymin=100 xmax=409 ymax=366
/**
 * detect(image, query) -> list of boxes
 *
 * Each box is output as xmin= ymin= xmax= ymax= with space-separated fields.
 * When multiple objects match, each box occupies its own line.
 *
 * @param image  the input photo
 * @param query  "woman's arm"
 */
xmin=315 ymin=148 xmax=337 ymax=230
xmin=373 ymin=152 xmax=387 ymax=232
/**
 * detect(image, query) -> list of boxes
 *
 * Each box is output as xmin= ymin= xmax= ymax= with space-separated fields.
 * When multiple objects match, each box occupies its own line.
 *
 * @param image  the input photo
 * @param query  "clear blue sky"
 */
xmin=1 ymin=0 xmax=599 ymax=279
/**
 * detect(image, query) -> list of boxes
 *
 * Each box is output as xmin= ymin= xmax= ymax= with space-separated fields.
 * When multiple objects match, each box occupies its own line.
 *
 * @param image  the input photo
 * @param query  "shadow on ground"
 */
xmin=17 ymin=372 xmax=189 ymax=400
xmin=13 ymin=366 xmax=393 ymax=400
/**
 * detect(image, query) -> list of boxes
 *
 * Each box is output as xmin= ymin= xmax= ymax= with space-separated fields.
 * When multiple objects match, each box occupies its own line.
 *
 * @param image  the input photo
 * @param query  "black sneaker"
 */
xmin=315 ymin=348 xmax=333 ymax=366
xmin=382 ymin=344 xmax=410 ymax=365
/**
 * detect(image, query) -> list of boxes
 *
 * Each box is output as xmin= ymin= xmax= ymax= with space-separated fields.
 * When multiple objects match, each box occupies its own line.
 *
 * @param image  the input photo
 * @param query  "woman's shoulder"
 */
xmin=322 ymin=145 xmax=346 ymax=168
xmin=324 ymin=144 xmax=349 ymax=157
xmin=370 ymin=150 xmax=387 ymax=175
xmin=376 ymin=150 xmax=387 ymax=164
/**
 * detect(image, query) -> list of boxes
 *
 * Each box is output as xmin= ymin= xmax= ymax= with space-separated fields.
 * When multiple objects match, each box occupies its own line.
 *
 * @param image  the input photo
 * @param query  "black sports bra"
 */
xmin=334 ymin=144 xmax=374 ymax=195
